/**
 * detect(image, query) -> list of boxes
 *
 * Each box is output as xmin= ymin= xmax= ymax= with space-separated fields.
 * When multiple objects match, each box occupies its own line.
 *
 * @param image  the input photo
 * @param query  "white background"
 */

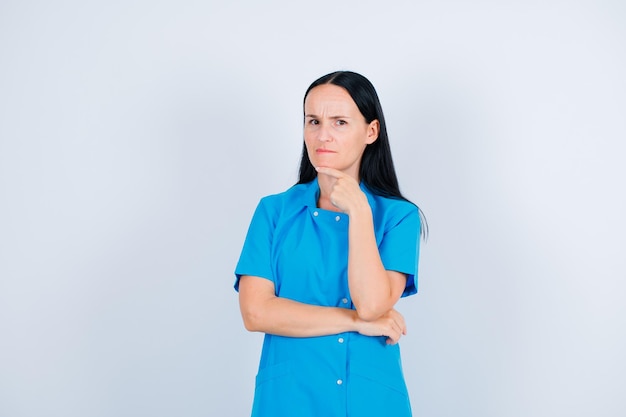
xmin=1 ymin=1 xmax=625 ymax=416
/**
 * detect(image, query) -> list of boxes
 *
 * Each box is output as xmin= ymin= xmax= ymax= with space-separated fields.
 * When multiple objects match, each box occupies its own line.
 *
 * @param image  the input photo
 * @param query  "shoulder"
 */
xmin=366 ymin=190 xmax=418 ymax=220
xmin=364 ymin=190 xmax=421 ymax=239
xmin=257 ymin=181 xmax=313 ymax=212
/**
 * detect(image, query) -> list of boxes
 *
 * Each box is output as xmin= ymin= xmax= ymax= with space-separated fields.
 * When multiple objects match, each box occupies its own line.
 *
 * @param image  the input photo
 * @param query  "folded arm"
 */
xmin=347 ymin=208 xmax=408 ymax=321
xmin=238 ymin=275 xmax=406 ymax=344
xmin=315 ymin=167 xmax=410 ymax=322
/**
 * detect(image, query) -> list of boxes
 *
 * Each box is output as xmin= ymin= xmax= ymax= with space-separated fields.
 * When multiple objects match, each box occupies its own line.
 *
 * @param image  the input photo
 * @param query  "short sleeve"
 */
xmin=378 ymin=206 xmax=421 ymax=297
xmin=234 ymin=198 xmax=276 ymax=292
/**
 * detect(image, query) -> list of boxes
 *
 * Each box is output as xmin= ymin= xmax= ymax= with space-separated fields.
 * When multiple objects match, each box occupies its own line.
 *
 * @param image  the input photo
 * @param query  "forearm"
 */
xmin=239 ymin=277 xmax=358 ymax=337
xmin=242 ymin=293 xmax=406 ymax=344
xmin=347 ymin=208 xmax=397 ymax=321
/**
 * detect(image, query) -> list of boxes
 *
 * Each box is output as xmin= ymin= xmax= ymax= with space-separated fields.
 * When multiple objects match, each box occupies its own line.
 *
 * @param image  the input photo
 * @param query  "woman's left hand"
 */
xmin=315 ymin=167 xmax=369 ymax=215
xmin=354 ymin=308 xmax=407 ymax=345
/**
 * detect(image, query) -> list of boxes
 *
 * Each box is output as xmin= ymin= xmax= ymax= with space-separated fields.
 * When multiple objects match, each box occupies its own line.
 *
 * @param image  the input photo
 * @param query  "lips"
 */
xmin=316 ymin=149 xmax=336 ymax=154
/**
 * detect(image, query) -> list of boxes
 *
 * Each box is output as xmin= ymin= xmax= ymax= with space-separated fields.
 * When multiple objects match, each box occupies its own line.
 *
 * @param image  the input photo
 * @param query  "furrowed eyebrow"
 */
xmin=304 ymin=114 xmax=351 ymax=119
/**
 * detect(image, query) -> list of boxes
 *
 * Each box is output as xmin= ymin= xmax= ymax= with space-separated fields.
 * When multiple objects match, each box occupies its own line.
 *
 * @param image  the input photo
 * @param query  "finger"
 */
xmin=387 ymin=322 xmax=402 ymax=342
xmin=387 ymin=313 xmax=403 ymax=334
xmin=390 ymin=310 xmax=407 ymax=334
xmin=387 ymin=318 xmax=405 ymax=339
xmin=397 ymin=318 xmax=407 ymax=335
xmin=392 ymin=314 xmax=405 ymax=328
xmin=393 ymin=322 xmax=403 ymax=340
xmin=386 ymin=330 xmax=401 ymax=345
xmin=315 ymin=166 xmax=345 ymax=179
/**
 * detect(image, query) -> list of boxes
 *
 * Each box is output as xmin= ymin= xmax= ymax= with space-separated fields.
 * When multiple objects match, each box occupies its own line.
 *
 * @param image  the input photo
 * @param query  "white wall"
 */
xmin=1 ymin=1 xmax=624 ymax=416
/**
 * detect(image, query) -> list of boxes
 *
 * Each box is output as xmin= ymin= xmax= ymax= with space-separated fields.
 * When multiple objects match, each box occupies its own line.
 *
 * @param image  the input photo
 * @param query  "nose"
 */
xmin=317 ymin=123 xmax=332 ymax=142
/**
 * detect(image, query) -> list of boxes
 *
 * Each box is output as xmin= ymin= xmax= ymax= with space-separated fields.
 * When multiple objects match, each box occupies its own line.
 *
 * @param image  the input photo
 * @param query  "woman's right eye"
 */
xmin=308 ymin=119 xmax=319 ymax=125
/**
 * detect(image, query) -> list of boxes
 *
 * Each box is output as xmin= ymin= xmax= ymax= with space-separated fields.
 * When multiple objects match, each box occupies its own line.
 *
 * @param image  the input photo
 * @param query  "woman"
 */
xmin=234 ymin=71 xmax=424 ymax=417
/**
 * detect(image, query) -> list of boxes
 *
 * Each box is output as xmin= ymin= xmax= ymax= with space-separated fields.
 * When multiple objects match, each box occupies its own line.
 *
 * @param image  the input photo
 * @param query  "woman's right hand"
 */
xmin=354 ymin=309 xmax=407 ymax=345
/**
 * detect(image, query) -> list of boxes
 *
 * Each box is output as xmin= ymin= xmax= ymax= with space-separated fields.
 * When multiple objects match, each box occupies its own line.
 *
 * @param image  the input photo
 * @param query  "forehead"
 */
xmin=304 ymin=84 xmax=360 ymax=115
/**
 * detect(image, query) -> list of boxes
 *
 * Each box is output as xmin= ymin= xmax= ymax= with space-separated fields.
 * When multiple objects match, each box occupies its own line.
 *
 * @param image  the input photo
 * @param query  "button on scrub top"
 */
xmin=235 ymin=178 xmax=421 ymax=417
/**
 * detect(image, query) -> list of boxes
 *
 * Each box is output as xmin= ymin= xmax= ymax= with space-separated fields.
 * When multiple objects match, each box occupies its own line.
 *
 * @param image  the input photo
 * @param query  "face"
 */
xmin=303 ymin=84 xmax=379 ymax=180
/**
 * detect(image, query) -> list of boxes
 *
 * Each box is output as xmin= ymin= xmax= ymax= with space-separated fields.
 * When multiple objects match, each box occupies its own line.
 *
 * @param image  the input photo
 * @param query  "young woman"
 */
xmin=235 ymin=71 xmax=425 ymax=417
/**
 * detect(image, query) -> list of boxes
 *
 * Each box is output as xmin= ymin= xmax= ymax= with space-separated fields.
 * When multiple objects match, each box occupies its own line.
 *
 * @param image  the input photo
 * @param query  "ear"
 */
xmin=366 ymin=119 xmax=380 ymax=144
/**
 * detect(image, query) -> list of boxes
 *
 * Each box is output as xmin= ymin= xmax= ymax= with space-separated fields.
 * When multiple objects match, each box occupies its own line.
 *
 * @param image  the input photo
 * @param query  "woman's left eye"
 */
xmin=336 ymin=120 xmax=347 ymax=126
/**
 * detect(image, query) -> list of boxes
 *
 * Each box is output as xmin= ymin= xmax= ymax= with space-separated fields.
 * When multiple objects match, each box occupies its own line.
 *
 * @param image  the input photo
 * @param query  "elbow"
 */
xmin=354 ymin=302 xmax=387 ymax=322
xmin=241 ymin=315 xmax=256 ymax=332
xmin=241 ymin=312 xmax=259 ymax=332
xmin=240 ymin=306 xmax=265 ymax=332
xmin=356 ymin=309 xmax=383 ymax=322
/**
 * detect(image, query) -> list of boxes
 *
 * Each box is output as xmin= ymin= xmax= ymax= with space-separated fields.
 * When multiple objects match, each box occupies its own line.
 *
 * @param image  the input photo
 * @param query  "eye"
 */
xmin=307 ymin=119 xmax=319 ymax=125
xmin=336 ymin=119 xmax=347 ymax=126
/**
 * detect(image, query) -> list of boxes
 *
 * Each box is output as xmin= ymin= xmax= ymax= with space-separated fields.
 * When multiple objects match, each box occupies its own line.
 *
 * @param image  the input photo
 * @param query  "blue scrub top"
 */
xmin=235 ymin=178 xmax=420 ymax=417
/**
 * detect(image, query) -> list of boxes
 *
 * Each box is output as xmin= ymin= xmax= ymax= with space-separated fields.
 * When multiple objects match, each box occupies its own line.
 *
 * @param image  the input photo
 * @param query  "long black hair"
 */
xmin=297 ymin=70 xmax=428 ymax=239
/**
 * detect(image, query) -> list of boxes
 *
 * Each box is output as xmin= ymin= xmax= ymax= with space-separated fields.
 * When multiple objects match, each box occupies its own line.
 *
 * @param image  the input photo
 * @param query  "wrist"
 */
xmin=342 ymin=190 xmax=370 ymax=216
xmin=349 ymin=309 xmax=362 ymax=333
xmin=345 ymin=200 xmax=372 ymax=220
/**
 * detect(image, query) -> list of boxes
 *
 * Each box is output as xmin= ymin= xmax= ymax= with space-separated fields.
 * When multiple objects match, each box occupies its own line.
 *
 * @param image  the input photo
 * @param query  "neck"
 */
xmin=317 ymin=173 xmax=334 ymax=198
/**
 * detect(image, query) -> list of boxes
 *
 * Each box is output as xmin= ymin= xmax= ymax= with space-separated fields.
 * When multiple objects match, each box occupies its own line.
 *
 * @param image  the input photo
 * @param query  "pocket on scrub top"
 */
xmin=349 ymin=359 xmax=408 ymax=395
xmin=252 ymin=361 xmax=299 ymax=417
xmin=255 ymin=361 xmax=291 ymax=387
xmin=348 ymin=360 xmax=411 ymax=416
